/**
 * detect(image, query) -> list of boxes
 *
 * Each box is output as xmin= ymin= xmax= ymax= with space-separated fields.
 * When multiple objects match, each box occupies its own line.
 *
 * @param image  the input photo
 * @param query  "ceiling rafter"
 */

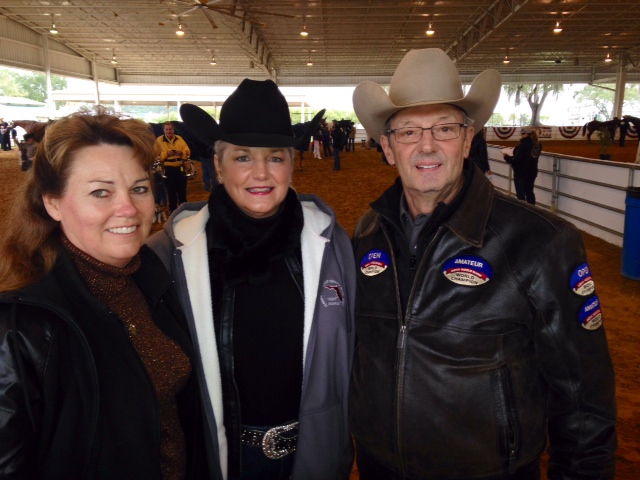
xmin=0 ymin=0 xmax=639 ymax=86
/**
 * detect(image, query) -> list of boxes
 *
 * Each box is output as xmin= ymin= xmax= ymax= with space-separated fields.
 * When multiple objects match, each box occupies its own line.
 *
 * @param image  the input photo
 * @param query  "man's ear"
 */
xmin=380 ymin=135 xmax=396 ymax=166
xmin=42 ymin=195 xmax=62 ymax=221
xmin=463 ymin=126 xmax=475 ymax=158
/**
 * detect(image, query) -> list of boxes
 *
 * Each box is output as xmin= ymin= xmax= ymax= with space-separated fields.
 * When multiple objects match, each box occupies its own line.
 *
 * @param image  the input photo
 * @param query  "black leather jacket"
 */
xmin=0 ymin=246 xmax=212 ymax=479
xmin=350 ymin=168 xmax=616 ymax=479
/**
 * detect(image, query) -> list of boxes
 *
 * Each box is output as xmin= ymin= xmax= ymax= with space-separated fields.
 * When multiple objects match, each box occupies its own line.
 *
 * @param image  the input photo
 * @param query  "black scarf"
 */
xmin=205 ymin=185 xmax=304 ymax=285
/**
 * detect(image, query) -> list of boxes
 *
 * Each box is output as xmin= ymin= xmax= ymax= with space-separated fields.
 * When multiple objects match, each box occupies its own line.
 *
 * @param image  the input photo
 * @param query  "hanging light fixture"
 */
xmin=49 ymin=16 xmax=58 ymax=34
xmin=300 ymin=17 xmax=309 ymax=37
xmin=176 ymin=23 xmax=185 ymax=36
xmin=111 ymin=49 xmax=117 ymax=64
xmin=210 ymin=55 xmax=217 ymax=66
xmin=553 ymin=21 xmax=562 ymax=33
xmin=426 ymin=22 xmax=435 ymax=36
xmin=306 ymin=54 xmax=313 ymax=66
xmin=503 ymin=54 xmax=510 ymax=64
xmin=604 ymin=51 xmax=612 ymax=62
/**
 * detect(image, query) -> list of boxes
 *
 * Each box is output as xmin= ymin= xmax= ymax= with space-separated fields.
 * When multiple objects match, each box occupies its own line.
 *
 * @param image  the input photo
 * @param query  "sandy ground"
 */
xmin=0 ymin=141 xmax=637 ymax=478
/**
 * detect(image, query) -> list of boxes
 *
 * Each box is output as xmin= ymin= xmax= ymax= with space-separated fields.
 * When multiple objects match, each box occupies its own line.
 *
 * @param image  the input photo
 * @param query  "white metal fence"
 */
xmin=488 ymin=145 xmax=640 ymax=247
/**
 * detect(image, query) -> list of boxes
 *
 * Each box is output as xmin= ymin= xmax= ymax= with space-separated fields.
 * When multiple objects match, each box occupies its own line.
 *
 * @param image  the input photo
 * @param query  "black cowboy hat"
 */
xmin=180 ymin=79 xmax=325 ymax=149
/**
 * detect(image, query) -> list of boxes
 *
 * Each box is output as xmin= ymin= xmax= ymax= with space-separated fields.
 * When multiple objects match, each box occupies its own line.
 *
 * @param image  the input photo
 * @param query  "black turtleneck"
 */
xmin=205 ymin=186 xmax=305 ymax=426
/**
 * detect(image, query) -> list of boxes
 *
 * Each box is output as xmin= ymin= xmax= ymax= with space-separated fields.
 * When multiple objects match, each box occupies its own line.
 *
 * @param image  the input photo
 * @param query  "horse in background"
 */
xmin=10 ymin=120 xmax=210 ymax=159
xmin=11 ymin=120 xmax=52 ymax=142
xmin=17 ymin=141 xmax=33 ymax=171
xmin=292 ymin=120 xmax=315 ymax=170
xmin=624 ymin=115 xmax=640 ymax=131
xmin=581 ymin=117 xmax=620 ymax=143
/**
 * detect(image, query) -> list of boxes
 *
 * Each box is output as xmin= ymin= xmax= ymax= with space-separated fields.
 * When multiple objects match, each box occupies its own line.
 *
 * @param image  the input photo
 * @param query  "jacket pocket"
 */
xmin=491 ymin=366 xmax=520 ymax=474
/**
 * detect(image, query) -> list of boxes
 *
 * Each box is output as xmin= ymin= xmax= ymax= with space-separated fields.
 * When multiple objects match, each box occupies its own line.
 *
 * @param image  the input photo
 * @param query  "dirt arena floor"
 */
xmin=0 ymin=139 xmax=637 ymax=478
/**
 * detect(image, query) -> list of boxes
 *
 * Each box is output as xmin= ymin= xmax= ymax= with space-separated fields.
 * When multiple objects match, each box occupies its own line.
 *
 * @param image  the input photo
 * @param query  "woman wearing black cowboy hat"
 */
xmin=148 ymin=79 xmax=356 ymax=480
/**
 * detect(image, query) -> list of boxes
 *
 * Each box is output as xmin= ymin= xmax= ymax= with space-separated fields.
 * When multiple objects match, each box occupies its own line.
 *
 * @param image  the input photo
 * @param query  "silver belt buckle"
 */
xmin=261 ymin=421 xmax=299 ymax=460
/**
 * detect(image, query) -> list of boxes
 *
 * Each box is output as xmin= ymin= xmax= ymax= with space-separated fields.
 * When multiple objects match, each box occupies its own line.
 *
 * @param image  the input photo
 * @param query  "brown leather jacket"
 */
xmin=351 ymin=165 xmax=616 ymax=479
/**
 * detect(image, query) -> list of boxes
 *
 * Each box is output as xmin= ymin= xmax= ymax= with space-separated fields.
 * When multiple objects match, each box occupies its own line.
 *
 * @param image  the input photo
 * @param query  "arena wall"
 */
xmin=488 ymin=145 xmax=640 ymax=247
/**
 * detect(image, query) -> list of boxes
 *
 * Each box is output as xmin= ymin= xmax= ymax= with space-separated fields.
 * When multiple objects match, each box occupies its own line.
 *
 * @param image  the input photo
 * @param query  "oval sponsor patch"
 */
xmin=570 ymin=262 xmax=595 ymax=296
xmin=442 ymin=255 xmax=493 ymax=286
xmin=360 ymin=249 xmax=390 ymax=276
xmin=579 ymin=295 xmax=603 ymax=330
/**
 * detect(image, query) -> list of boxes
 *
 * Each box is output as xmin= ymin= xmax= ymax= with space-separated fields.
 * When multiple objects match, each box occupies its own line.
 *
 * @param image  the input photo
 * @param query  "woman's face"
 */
xmin=43 ymin=144 xmax=154 ymax=267
xmin=215 ymin=145 xmax=293 ymax=218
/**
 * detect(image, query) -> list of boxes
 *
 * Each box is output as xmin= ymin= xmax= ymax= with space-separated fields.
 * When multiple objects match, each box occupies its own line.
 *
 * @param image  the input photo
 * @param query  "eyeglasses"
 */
xmin=386 ymin=123 xmax=467 ymax=143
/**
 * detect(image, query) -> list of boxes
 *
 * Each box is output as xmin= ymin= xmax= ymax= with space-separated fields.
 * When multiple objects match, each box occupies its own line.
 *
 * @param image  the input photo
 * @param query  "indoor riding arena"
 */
xmin=1 ymin=139 xmax=638 ymax=479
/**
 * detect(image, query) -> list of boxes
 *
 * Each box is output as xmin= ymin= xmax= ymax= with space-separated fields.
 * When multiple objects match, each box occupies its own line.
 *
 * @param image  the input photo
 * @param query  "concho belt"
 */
xmin=240 ymin=420 xmax=299 ymax=460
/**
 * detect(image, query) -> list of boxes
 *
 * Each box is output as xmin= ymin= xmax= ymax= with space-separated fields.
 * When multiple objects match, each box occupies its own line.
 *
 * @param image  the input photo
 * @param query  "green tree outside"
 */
xmin=572 ymin=84 xmax=640 ymax=120
xmin=503 ymin=84 xmax=563 ymax=126
xmin=0 ymin=68 xmax=68 ymax=108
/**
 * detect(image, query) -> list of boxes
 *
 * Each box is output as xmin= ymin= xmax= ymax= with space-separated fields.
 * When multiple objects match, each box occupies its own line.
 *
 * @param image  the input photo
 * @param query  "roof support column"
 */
xmin=90 ymin=60 xmax=100 ymax=105
xmin=612 ymin=53 xmax=627 ymax=118
xmin=41 ymin=34 xmax=54 ymax=115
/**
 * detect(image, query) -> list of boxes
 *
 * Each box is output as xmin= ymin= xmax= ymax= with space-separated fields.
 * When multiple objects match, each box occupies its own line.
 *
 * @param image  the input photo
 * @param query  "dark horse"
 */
xmin=292 ymin=119 xmax=316 ymax=170
xmin=581 ymin=117 xmax=620 ymax=143
xmin=624 ymin=115 xmax=640 ymax=131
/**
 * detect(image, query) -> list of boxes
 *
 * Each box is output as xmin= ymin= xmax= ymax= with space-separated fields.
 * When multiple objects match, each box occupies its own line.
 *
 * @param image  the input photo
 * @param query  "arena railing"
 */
xmin=488 ymin=145 xmax=640 ymax=247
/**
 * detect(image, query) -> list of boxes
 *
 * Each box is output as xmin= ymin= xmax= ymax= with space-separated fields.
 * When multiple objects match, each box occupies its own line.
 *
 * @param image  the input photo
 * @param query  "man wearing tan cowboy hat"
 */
xmin=148 ymin=79 xmax=355 ymax=480
xmin=350 ymin=48 xmax=616 ymax=479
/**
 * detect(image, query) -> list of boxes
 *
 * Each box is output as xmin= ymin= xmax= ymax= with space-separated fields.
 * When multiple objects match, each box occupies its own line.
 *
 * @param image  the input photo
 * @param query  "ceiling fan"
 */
xmin=160 ymin=0 xmax=295 ymax=29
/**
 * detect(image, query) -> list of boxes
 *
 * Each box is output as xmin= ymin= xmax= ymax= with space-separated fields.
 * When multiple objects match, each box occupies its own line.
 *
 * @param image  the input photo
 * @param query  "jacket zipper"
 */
xmin=498 ymin=367 xmax=520 ymax=474
xmin=383 ymin=225 xmax=444 ymax=478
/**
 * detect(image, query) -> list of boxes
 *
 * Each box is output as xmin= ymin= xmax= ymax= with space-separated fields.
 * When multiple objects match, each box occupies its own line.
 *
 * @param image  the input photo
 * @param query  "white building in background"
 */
xmin=0 ymin=96 xmax=51 ymax=121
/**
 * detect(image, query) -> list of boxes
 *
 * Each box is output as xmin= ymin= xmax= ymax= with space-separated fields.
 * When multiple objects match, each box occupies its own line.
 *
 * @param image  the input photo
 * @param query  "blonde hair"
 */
xmin=0 ymin=107 xmax=156 ymax=292
xmin=214 ymin=140 xmax=294 ymax=162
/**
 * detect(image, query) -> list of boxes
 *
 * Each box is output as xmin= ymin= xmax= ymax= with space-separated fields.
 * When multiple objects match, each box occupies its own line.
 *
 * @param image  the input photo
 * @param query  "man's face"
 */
xmin=163 ymin=124 xmax=175 ymax=139
xmin=381 ymin=104 xmax=473 ymax=217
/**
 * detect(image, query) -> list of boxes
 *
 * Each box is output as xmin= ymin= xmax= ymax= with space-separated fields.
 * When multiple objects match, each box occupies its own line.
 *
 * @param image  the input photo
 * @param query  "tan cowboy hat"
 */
xmin=353 ymin=48 xmax=502 ymax=140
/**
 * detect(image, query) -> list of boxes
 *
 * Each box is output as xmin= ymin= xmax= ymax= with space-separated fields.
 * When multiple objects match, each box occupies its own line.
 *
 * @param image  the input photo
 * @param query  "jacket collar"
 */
xmin=445 ymin=166 xmax=494 ymax=248
xmin=162 ymin=134 xmax=180 ymax=143
xmin=4 ymin=246 xmax=173 ymax=310
xmin=166 ymin=194 xmax=335 ymax=250
xmin=372 ymin=161 xmax=494 ymax=248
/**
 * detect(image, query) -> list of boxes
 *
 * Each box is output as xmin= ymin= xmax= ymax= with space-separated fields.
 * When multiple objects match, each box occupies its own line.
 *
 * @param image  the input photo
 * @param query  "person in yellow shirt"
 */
xmin=154 ymin=122 xmax=190 ymax=213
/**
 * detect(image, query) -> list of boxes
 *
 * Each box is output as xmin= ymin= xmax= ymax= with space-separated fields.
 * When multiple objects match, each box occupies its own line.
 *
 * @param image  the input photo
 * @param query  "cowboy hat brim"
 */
xmin=180 ymin=103 xmax=326 ymax=149
xmin=353 ymin=49 xmax=501 ymax=140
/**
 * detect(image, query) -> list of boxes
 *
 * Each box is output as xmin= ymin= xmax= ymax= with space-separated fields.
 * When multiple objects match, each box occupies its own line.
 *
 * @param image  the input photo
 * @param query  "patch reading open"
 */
xmin=570 ymin=263 xmax=596 ymax=296
xmin=360 ymin=249 xmax=390 ymax=276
